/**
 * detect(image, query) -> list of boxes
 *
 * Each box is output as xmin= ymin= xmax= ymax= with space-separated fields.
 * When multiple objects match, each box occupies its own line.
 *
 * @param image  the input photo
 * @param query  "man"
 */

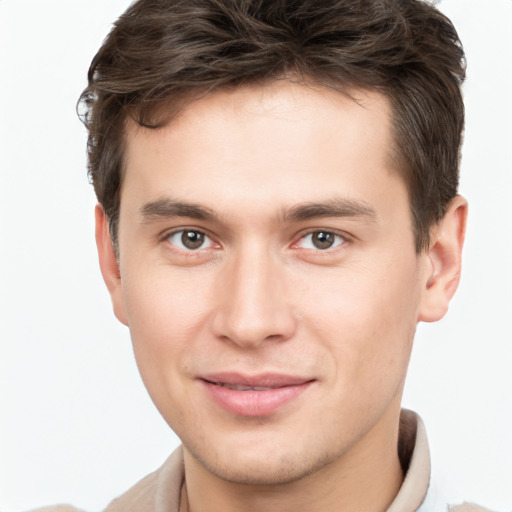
xmin=30 ymin=0 xmax=492 ymax=511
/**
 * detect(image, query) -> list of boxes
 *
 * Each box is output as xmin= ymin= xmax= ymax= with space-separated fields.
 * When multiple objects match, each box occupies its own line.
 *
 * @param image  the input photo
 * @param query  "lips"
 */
xmin=199 ymin=372 xmax=314 ymax=417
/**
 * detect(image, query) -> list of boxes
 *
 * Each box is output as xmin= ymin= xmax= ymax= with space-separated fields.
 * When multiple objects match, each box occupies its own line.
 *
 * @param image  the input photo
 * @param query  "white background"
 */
xmin=0 ymin=1 xmax=511 ymax=511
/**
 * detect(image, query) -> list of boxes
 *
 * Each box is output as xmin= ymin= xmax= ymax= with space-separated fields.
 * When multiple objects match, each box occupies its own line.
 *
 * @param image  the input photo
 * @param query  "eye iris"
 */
xmin=312 ymin=231 xmax=335 ymax=249
xmin=181 ymin=231 xmax=205 ymax=249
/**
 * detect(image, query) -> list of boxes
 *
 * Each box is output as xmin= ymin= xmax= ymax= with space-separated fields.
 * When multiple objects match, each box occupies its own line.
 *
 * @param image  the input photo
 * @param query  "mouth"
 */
xmin=209 ymin=383 xmax=278 ymax=391
xmin=199 ymin=373 xmax=315 ymax=417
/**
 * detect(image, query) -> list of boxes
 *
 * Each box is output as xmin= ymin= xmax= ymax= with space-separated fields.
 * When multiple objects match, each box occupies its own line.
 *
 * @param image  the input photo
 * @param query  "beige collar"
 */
xmin=386 ymin=409 xmax=431 ymax=511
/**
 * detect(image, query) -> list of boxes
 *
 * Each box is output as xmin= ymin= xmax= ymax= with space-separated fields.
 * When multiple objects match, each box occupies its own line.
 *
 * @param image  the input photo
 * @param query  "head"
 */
xmin=80 ymin=0 xmax=465 ymax=255
xmin=84 ymin=0 xmax=467 ymax=495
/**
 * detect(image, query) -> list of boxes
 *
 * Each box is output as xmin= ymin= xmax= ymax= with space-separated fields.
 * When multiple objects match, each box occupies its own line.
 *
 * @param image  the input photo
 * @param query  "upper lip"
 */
xmin=199 ymin=372 xmax=314 ymax=388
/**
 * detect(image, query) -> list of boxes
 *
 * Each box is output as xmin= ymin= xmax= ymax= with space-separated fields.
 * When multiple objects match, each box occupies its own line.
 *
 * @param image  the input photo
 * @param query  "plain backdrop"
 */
xmin=1 ymin=1 xmax=511 ymax=511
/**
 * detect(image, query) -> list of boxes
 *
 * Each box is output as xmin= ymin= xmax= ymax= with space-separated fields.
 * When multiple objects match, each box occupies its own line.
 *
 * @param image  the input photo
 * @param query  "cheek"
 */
xmin=120 ymin=264 xmax=214 ymax=384
xmin=119 ymin=268 xmax=219 ymax=432
xmin=301 ymin=258 xmax=421 ymax=387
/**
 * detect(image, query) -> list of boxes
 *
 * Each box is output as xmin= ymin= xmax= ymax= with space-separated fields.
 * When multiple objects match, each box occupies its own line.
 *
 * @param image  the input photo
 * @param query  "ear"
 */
xmin=418 ymin=195 xmax=468 ymax=323
xmin=95 ymin=204 xmax=128 ymax=326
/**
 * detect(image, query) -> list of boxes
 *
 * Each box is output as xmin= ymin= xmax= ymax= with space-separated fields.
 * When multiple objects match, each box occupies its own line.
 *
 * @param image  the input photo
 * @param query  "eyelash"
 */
xmin=162 ymin=228 xmax=349 ymax=254
xmin=164 ymin=229 xmax=218 ymax=252
xmin=293 ymin=230 xmax=347 ymax=252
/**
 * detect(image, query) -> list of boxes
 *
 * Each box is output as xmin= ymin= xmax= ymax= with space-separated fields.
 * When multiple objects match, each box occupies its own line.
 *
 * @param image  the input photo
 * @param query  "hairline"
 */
xmin=109 ymin=78 xmax=430 ymax=256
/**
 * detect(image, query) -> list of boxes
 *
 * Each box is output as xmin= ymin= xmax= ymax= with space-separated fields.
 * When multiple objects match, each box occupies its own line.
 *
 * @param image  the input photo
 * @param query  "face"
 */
xmin=104 ymin=82 xmax=435 ymax=486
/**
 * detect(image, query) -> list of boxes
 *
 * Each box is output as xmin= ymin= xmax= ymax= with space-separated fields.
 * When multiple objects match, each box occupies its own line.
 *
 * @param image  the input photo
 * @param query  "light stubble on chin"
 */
xmin=183 ymin=442 xmax=346 ymax=487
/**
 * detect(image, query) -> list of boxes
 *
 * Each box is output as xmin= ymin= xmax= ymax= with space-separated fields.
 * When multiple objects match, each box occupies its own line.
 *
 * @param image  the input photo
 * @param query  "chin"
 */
xmin=186 ymin=438 xmax=339 ymax=487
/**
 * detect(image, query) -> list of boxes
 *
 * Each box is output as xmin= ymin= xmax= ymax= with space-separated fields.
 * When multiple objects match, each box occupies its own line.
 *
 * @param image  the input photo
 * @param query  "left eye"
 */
xmin=297 ymin=231 xmax=345 ymax=250
xmin=167 ymin=230 xmax=213 ymax=251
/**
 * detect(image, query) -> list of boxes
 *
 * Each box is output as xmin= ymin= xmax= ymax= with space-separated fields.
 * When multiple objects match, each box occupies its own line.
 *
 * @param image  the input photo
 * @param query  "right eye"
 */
xmin=167 ymin=230 xmax=215 ymax=251
xmin=295 ymin=230 xmax=346 ymax=251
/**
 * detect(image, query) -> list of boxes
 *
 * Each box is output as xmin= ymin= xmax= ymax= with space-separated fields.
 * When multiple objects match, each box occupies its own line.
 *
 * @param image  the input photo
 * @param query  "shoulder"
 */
xmin=25 ymin=447 xmax=184 ymax=512
xmin=449 ymin=503 xmax=497 ymax=512
xmin=23 ymin=470 xmax=162 ymax=512
xmin=104 ymin=446 xmax=184 ymax=512
xmin=102 ymin=465 xmax=162 ymax=512
xmin=25 ymin=507 xmax=85 ymax=512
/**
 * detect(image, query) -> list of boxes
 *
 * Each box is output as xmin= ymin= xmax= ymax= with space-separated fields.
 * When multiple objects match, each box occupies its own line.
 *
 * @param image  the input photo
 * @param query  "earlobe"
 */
xmin=95 ymin=204 xmax=129 ymax=326
xmin=418 ymin=196 xmax=468 ymax=323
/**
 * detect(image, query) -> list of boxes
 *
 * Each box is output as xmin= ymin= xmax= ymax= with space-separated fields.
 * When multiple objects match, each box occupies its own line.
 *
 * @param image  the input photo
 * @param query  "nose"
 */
xmin=211 ymin=247 xmax=297 ymax=349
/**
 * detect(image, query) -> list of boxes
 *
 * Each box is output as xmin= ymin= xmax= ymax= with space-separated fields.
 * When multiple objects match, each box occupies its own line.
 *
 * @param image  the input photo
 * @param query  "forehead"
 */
xmin=121 ymin=81 xmax=405 ymax=221
xmin=126 ymin=81 xmax=394 ymax=156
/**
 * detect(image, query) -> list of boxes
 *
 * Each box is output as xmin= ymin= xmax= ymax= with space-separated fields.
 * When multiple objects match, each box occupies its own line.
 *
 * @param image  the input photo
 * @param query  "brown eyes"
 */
xmin=166 ymin=229 xmax=345 ymax=252
xmin=310 ymin=232 xmax=337 ymax=249
xmin=181 ymin=230 xmax=206 ymax=250
xmin=167 ymin=230 xmax=214 ymax=250
xmin=296 ymin=231 xmax=345 ymax=251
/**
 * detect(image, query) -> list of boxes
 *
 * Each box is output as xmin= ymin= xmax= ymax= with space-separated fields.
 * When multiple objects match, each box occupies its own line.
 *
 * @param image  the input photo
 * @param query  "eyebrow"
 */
xmin=140 ymin=199 xmax=218 ymax=222
xmin=139 ymin=197 xmax=377 ymax=224
xmin=280 ymin=199 xmax=377 ymax=222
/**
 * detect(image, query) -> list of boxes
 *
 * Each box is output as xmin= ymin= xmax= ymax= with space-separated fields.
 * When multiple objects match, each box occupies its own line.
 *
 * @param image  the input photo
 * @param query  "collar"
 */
xmin=387 ymin=409 xmax=431 ymax=512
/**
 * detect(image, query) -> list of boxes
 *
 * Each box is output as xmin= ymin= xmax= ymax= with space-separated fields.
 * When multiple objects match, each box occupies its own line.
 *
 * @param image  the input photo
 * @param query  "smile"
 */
xmin=199 ymin=373 xmax=315 ymax=417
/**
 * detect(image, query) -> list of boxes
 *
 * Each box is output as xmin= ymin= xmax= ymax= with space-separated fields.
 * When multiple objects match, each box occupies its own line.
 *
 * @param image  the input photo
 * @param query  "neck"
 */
xmin=181 ymin=408 xmax=404 ymax=512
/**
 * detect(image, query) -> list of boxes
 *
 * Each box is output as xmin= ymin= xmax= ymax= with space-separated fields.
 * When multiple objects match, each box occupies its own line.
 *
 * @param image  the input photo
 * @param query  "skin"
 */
xmin=96 ymin=81 xmax=467 ymax=512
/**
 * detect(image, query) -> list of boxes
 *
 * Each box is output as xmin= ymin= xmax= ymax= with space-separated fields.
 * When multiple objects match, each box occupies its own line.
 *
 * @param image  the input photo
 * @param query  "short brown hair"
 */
xmin=79 ymin=0 xmax=466 ymax=252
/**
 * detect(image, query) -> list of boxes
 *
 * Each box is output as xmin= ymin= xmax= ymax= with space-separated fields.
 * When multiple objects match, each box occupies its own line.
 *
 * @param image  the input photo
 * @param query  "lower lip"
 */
xmin=201 ymin=380 xmax=313 ymax=417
